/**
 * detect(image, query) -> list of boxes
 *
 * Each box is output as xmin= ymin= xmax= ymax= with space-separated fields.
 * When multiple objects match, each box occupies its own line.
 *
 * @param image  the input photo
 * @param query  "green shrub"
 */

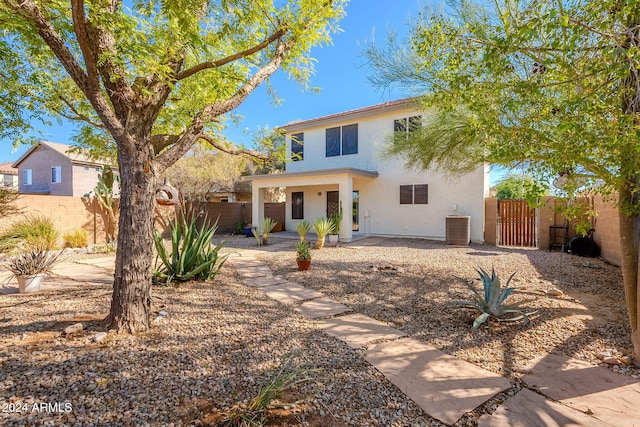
xmin=153 ymin=215 xmax=227 ymax=285
xmin=63 ymin=228 xmax=89 ymax=248
xmin=295 ymin=220 xmax=311 ymax=241
xmin=451 ymin=267 xmax=533 ymax=328
xmin=312 ymin=217 xmax=334 ymax=249
xmin=0 ymin=214 xmax=59 ymax=253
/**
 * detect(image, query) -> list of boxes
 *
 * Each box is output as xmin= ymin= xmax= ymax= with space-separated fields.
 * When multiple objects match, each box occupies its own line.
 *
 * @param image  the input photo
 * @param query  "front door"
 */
xmin=326 ymin=191 xmax=339 ymax=218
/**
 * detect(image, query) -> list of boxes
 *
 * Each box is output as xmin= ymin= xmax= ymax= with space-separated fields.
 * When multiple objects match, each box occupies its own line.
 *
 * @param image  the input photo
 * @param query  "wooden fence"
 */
xmin=498 ymin=199 xmax=537 ymax=247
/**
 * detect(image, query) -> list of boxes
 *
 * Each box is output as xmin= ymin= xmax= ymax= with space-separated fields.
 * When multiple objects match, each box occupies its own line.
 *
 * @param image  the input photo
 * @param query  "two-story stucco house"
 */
xmin=247 ymin=98 xmax=489 ymax=243
xmin=12 ymin=140 xmax=112 ymax=196
xmin=0 ymin=163 xmax=18 ymax=188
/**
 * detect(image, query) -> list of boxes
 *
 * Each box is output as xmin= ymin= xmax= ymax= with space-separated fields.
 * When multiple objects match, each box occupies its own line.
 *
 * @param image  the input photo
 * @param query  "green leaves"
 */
xmin=153 ymin=215 xmax=227 ymax=285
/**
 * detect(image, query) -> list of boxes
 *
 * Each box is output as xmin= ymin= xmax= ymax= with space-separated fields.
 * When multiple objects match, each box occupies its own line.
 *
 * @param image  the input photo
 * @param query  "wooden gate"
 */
xmin=498 ymin=199 xmax=537 ymax=247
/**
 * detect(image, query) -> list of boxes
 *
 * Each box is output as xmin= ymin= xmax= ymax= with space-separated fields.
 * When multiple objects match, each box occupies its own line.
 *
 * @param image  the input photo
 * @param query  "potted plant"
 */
xmin=328 ymin=201 xmax=343 ymax=246
xmin=295 ymin=241 xmax=311 ymax=271
xmin=8 ymin=246 xmax=61 ymax=293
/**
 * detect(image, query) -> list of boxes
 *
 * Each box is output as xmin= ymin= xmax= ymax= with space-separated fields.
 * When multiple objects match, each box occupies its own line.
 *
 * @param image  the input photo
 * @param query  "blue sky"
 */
xmin=0 ymin=0 xmax=422 ymax=165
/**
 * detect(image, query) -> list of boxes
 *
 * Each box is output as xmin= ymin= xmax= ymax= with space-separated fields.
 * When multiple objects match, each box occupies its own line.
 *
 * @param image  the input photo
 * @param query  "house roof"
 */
xmin=12 ymin=140 xmax=109 ymax=168
xmin=0 ymin=162 xmax=18 ymax=175
xmin=243 ymin=167 xmax=379 ymax=182
xmin=280 ymin=97 xmax=423 ymax=132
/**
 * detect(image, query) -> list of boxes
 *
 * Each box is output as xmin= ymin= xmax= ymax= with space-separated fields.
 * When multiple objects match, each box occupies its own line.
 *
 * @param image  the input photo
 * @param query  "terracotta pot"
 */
xmin=296 ymin=260 xmax=311 ymax=271
xmin=17 ymin=274 xmax=45 ymax=293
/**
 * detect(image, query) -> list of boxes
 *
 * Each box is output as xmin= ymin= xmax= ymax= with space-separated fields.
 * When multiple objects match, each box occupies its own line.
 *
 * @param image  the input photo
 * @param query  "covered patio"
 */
xmin=245 ymin=167 xmax=378 ymax=243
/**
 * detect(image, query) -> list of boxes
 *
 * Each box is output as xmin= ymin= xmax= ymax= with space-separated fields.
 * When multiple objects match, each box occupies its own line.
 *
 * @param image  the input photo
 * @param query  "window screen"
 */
xmin=325 ymin=127 xmax=341 ymax=157
xmin=400 ymin=185 xmax=413 ymax=204
xmin=341 ymin=124 xmax=358 ymax=155
xmin=291 ymin=133 xmax=304 ymax=161
xmin=414 ymin=184 xmax=428 ymax=204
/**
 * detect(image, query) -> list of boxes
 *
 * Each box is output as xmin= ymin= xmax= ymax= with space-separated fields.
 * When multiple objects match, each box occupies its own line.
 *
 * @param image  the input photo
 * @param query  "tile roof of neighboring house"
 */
xmin=11 ymin=140 xmax=110 ymax=168
xmin=0 ymin=162 xmax=18 ymax=175
xmin=280 ymin=96 xmax=423 ymax=132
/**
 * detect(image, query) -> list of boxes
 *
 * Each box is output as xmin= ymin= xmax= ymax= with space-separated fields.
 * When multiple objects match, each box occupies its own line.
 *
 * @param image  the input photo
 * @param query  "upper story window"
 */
xmin=23 ymin=169 xmax=32 ymax=185
xmin=394 ymin=116 xmax=422 ymax=138
xmin=51 ymin=166 xmax=62 ymax=183
xmin=291 ymin=133 xmax=304 ymax=161
xmin=326 ymin=124 xmax=358 ymax=157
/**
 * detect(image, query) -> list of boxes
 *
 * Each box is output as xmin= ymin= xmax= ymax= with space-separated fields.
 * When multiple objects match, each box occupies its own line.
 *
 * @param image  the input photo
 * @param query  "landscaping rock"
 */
xmin=64 ymin=322 xmax=84 ymax=335
xmin=93 ymin=332 xmax=108 ymax=343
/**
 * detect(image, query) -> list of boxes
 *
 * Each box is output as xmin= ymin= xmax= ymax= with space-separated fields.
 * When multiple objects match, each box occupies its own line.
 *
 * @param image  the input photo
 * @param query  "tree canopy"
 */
xmin=0 ymin=0 xmax=346 ymax=333
xmin=366 ymin=0 xmax=640 ymax=362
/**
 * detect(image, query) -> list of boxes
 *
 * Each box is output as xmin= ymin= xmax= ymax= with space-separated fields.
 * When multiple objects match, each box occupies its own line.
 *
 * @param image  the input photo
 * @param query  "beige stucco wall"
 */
xmin=17 ymin=144 xmax=74 ymax=195
xmin=280 ymin=104 xmax=488 ymax=242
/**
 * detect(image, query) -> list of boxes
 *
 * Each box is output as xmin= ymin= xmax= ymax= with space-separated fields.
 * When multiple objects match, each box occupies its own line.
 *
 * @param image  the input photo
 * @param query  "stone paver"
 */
xmin=365 ymin=337 xmax=512 ymax=426
xmin=294 ymin=297 xmax=350 ymax=319
xmin=523 ymin=354 xmax=640 ymax=427
xmin=477 ymin=388 xmax=609 ymax=427
xmin=261 ymin=283 xmax=325 ymax=305
xmin=243 ymin=275 xmax=289 ymax=288
xmin=317 ymin=313 xmax=406 ymax=349
xmin=237 ymin=265 xmax=272 ymax=278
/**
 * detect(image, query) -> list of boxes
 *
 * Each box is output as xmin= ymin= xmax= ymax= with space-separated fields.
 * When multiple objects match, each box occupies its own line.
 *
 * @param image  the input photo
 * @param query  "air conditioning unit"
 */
xmin=446 ymin=216 xmax=470 ymax=246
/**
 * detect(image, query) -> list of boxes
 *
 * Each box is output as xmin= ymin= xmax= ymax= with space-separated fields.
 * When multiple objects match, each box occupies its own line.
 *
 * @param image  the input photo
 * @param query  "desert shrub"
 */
xmin=153 ymin=215 xmax=227 ymax=285
xmin=0 ymin=214 xmax=59 ymax=253
xmin=63 ymin=228 xmax=89 ymax=248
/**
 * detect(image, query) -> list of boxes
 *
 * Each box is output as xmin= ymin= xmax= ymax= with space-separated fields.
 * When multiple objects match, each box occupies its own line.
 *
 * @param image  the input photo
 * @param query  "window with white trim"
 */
xmin=325 ymin=124 xmax=358 ymax=157
xmin=400 ymin=184 xmax=428 ymax=204
xmin=23 ymin=169 xmax=32 ymax=185
xmin=51 ymin=166 xmax=62 ymax=183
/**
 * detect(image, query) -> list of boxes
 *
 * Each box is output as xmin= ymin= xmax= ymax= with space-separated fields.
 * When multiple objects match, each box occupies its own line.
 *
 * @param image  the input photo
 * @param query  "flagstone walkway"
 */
xmin=2 ymin=240 xmax=639 ymax=425
xmin=225 ymin=240 xmax=640 ymax=426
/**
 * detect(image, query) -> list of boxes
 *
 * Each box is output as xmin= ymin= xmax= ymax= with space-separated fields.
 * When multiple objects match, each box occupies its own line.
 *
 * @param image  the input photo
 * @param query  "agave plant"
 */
xmin=312 ymin=217 xmax=335 ymax=249
xmin=153 ymin=215 xmax=227 ymax=285
xmin=451 ymin=267 xmax=531 ymax=328
xmin=295 ymin=220 xmax=311 ymax=242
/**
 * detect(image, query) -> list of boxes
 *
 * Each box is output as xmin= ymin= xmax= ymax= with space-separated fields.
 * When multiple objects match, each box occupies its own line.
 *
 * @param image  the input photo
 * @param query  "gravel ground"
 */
xmin=1 ymin=235 xmax=637 ymax=426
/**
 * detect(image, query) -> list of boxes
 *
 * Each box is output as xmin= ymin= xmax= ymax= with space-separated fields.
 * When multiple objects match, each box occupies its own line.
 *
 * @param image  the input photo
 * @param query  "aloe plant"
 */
xmin=295 ymin=220 xmax=311 ymax=242
xmin=8 ymin=246 xmax=62 ymax=276
xmin=153 ymin=215 xmax=227 ymax=285
xmin=451 ymin=267 xmax=532 ymax=328
xmin=312 ymin=217 xmax=335 ymax=249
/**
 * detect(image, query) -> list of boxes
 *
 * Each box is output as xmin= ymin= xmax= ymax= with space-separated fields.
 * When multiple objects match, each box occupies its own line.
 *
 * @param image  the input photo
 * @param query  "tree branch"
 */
xmin=70 ymin=0 xmax=100 ymax=93
xmin=198 ymin=134 xmax=269 ymax=161
xmin=58 ymin=96 xmax=106 ymax=128
xmin=175 ymin=29 xmax=285 ymax=81
xmin=5 ymin=0 xmax=126 ymax=140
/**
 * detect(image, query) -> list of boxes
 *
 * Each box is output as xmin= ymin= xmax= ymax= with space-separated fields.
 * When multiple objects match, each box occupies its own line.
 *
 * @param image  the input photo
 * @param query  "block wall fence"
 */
xmin=0 ymin=195 xmax=286 ymax=246
xmin=2 ymin=194 xmax=621 ymax=266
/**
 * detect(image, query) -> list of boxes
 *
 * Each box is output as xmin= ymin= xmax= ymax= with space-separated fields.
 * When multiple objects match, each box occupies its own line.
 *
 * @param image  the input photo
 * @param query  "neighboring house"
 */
xmin=0 ymin=162 xmax=18 ymax=188
xmin=246 ymin=98 xmax=489 ymax=243
xmin=12 ymin=140 xmax=111 ymax=196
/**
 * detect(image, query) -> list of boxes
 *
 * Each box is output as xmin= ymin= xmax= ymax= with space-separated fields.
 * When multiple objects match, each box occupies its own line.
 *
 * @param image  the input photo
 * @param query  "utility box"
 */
xmin=446 ymin=216 xmax=471 ymax=246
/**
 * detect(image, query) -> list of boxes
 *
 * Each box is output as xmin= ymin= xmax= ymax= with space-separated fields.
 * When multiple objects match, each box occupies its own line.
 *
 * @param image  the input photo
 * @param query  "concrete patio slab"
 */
xmin=477 ymin=388 xmax=609 ymax=427
xmin=294 ymin=297 xmax=350 ymax=319
xmin=261 ymin=283 xmax=324 ymax=305
xmin=365 ymin=337 xmax=512 ymax=426
xmin=75 ymin=256 xmax=115 ymax=270
xmin=52 ymin=263 xmax=113 ymax=284
xmin=523 ymin=354 xmax=640 ymax=427
xmin=317 ymin=313 xmax=406 ymax=349
xmin=243 ymin=275 xmax=289 ymax=288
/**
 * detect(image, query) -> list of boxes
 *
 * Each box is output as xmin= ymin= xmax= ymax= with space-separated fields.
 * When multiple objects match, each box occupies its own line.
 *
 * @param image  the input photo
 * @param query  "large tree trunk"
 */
xmin=106 ymin=138 xmax=157 ymax=333
xmin=618 ymin=183 xmax=640 ymax=363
